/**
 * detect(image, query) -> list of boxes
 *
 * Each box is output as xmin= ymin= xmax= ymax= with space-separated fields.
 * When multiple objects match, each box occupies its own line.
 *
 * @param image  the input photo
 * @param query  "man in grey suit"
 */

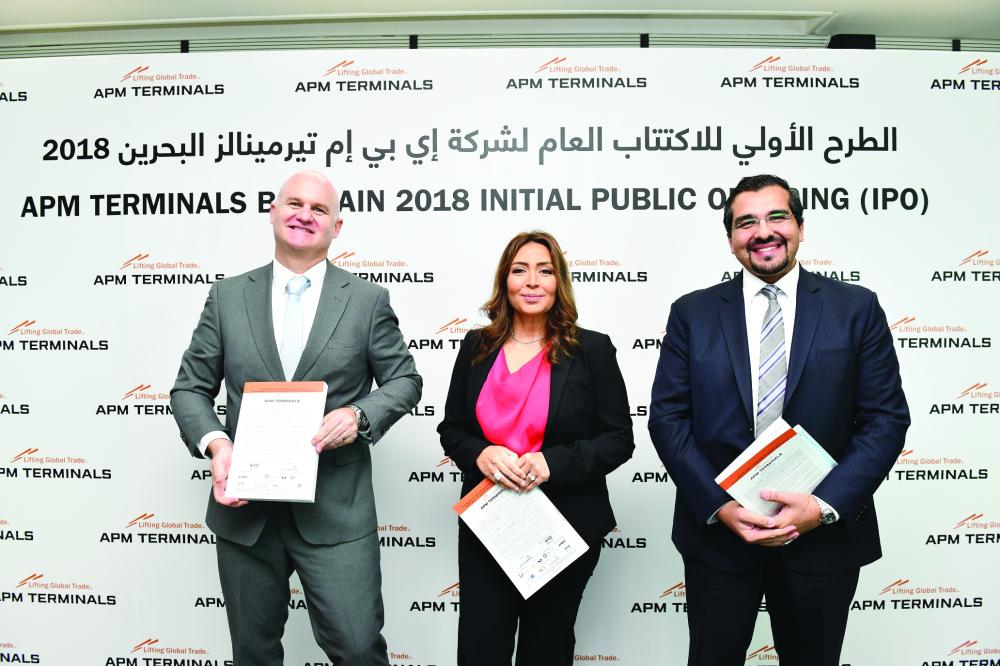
xmin=171 ymin=170 xmax=422 ymax=666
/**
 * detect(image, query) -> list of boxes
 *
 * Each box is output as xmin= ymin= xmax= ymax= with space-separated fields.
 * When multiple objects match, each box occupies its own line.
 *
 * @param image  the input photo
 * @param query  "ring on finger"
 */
xmin=527 ymin=472 xmax=536 ymax=482
xmin=493 ymin=471 xmax=503 ymax=483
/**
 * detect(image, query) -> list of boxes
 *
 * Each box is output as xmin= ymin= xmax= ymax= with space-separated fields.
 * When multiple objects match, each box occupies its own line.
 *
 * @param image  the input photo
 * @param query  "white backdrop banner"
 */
xmin=1 ymin=47 xmax=998 ymax=666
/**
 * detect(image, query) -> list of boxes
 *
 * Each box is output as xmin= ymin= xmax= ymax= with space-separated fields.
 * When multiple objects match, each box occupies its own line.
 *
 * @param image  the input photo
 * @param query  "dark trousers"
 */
xmin=457 ymin=523 xmax=601 ymax=666
xmin=683 ymin=554 xmax=859 ymax=666
xmin=216 ymin=504 xmax=389 ymax=666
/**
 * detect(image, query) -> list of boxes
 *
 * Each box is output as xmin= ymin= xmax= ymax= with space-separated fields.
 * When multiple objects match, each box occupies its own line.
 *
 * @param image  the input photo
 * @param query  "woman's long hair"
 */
xmin=473 ymin=231 xmax=579 ymax=365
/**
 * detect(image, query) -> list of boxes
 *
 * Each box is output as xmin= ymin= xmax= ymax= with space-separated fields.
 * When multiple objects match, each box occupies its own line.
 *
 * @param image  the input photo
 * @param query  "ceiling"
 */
xmin=1 ymin=1 xmax=997 ymax=46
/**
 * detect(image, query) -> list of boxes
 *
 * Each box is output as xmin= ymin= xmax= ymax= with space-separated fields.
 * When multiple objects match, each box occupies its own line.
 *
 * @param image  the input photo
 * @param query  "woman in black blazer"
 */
xmin=438 ymin=230 xmax=634 ymax=666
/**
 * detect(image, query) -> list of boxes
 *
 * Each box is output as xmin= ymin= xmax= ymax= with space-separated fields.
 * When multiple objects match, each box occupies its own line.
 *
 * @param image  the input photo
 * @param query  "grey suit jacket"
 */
xmin=171 ymin=262 xmax=422 ymax=547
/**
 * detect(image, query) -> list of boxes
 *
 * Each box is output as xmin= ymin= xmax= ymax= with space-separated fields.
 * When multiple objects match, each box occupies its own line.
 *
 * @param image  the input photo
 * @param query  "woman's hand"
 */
xmin=516 ymin=452 xmax=550 ymax=491
xmin=476 ymin=445 xmax=527 ymax=491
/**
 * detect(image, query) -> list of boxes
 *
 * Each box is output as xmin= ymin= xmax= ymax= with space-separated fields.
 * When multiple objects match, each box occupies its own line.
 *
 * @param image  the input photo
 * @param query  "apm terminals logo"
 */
xmin=96 ymin=64 xmax=225 ymax=99
xmin=330 ymin=250 xmax=435 ymax=286
xmin=927 ymin=381 xmax=999 ymax=417
xmin=109 ymin=637 xmax=232 ymax=665
xmin=850 ymin=577 xmax=982 ymax=612
xmin=506 ymin=55 xmax=645 ymax=90
xmin=890 ymin=443 xmax=988 ymax=482
xmin=931 ymin=58 xmax=999 ymax=91
xmin=2 ymin=572 xmax=116 ymax=606
xmin=4 ymin=320 xmax=109 ymax=352
xmin=99 ymin=511 xmax=215 ymax=545
xmin=377 ymin=522 xmax=437 ymax=548
xmin=929 ymin=638 xmax=1000 ymax=662
xmin=408 ymin=456 xmax=461 ymax=484
xmin=890 ymin=315 xmax=991 ymax=351
xmin=721 ymin=54 xmax=857 ymax=90
xmin=567 ymin=250 xmax=649 ymax=285
xmin=407 ymin=317 xmax=474 ymax=353
xmin=930 ymin=248 xmax=998 ymax=283
xmin=295 ymin=58 xmax=431 ymax=93
xmin=93 ymin=252 xmax=224 ymax=287
xmin=925 ymin=512 xmax=1000 ymax=547
xmin=3 ymin=447 xmax=109 ymax=482
xmin=797 ymin=256 xmax=861 ymax=283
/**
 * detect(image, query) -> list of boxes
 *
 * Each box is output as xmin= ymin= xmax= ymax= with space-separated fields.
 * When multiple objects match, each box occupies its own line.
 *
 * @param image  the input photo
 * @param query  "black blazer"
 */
xmin=438 ymin=328 xmax=635 ymax=545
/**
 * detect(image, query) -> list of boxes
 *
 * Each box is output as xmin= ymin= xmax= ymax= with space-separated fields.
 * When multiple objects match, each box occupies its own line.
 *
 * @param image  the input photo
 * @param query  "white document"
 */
xmin=225 ymin=381 xmax=326 ymax=502
xmin=453 ymin=479 xmax=589 ymax=599
xmin=715 ymin=418 xmax=837 ymax=516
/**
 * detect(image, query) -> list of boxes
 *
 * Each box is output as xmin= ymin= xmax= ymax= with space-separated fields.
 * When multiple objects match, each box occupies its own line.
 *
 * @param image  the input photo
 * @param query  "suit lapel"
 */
xmin=719 ymin=275 xmax=753 ymax=424
xmin=295 ymin=262 xmax=351 ymax=380
xmin=786 ymin=268 xmax=822 ymax=403
xmin=545 ymin=350 xmax=575 ymax=439
xmin=244 ymin=264 xmax=284 ymax=381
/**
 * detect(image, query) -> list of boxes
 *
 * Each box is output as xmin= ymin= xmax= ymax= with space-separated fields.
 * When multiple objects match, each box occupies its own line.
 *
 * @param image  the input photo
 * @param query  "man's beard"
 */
xmin=747 ymin=237 xmax=789 ymax=276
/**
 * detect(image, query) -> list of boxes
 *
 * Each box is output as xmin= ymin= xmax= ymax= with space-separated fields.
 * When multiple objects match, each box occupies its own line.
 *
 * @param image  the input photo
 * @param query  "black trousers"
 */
xmin=683 ymin=553 xmax=859 ymax=666
xmin=457 ymin=522 xmax=601 ymax=666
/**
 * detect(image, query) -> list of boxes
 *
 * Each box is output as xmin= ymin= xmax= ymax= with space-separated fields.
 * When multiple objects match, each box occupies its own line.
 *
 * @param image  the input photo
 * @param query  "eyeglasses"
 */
xmin=732 ymin=211 xmax=794 ymax=231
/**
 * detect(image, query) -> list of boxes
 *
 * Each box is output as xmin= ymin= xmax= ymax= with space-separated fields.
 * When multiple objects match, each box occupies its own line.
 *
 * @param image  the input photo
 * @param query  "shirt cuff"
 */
xmin=198 ymin=431 xmax=230 ymax=457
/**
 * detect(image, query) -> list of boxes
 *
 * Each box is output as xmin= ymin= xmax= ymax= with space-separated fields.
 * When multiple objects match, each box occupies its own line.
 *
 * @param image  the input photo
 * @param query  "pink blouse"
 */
xmin=475 ymin=347 xmax=552 ymax=456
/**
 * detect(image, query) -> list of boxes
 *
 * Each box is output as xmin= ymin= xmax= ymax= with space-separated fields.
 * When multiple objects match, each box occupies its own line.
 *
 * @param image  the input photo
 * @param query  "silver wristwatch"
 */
xmin=813 ymin=495 xmax=837 ymax=525
xmin=348 ymin=404 xmax=370 ymax=433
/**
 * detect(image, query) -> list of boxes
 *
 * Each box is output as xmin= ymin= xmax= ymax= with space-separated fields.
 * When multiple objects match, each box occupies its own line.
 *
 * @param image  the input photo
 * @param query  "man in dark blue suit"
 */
xmin=649 ymin=174 xmax=909 ymax=666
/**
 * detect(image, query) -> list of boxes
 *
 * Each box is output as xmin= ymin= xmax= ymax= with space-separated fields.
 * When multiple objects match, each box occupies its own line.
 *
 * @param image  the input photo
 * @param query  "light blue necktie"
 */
xmin=756 ymin=284 xmax=786 ymax=435
xmin=279 ymin=275 xmax=310 ymax=380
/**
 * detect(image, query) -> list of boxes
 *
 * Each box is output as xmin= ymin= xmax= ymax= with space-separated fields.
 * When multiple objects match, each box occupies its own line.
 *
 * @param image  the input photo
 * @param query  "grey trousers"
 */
xmin=216 ymin=504 xmax=389 ymax=666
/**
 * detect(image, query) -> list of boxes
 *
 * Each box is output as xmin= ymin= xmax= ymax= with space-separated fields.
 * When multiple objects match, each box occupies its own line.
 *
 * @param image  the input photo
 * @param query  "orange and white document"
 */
xmin=715 ymin=418 xmax=837 ymax=516
xmin=225 ymin=381 xmax=326 ymax=503
xmin=453 ymin=479 xmax=588 ymax=599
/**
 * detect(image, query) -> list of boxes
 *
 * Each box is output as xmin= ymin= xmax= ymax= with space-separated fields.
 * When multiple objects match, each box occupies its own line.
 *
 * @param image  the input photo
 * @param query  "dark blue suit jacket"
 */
xmin=649 ymin=269 xmax=909 ymax=574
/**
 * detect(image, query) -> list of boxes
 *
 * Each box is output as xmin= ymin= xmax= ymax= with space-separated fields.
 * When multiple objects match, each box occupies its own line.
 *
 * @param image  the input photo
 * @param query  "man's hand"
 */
xmin=516 ymin=452 xmax=550 ymax=491
xmin=476 ymin=445 xmax=527 ymax=491
xmin=762 ymin=490 xmax=822 ymax=536
xmin=717 ymin=500 xmax=798 ymax=547
xmin=312 ymin=407 xmax=359 ymax=453
xmin=207 ymin=438 xmax=248 ymax=508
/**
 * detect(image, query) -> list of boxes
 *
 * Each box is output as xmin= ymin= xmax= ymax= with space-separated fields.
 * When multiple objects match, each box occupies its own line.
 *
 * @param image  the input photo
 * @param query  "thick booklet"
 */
xmin=225 ymin=381 xmax=326 ymax=503
xmin=715 ymin=418 xmax=837 ymax=516
xmin=453 ymin=479 xmax=589 ymax=599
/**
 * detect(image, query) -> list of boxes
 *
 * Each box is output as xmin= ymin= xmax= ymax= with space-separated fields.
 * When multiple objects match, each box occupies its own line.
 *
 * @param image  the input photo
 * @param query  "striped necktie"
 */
xmin=756 ymin=284 xmax=786 ymax=434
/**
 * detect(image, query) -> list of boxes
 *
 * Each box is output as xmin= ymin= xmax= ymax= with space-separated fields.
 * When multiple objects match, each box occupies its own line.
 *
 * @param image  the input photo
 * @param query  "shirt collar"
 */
xmin=742 ymin=261 xmax=801 ymax=302
xmin=272 ymin=258 xmax=328 ymax=290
